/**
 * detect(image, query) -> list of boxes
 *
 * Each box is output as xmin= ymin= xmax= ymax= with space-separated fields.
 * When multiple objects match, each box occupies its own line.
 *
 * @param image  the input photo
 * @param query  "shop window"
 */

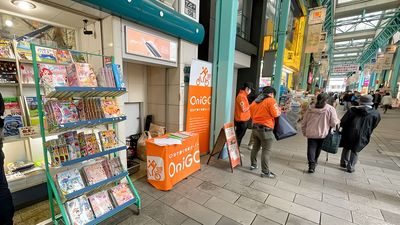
xmin=237 ymin=0 xmax=252 ymax=40
xmin=0 ymin=12 xmax=76 ymax=49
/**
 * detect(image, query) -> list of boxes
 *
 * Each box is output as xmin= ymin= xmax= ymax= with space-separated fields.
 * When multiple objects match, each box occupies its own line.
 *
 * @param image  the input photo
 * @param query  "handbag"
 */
xmin=322 ymin=127 xmax=341 ymax=154
xmin=137 ymin=131 xmax=152 ymax=161
xmin=273 ymin=114 xmax=297 ymax=141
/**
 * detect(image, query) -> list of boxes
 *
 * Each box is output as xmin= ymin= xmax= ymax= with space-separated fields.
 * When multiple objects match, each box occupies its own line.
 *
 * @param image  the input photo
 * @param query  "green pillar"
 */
xmin=390 ymin=49 xmax=400 ymax=97
xmin=273 ymin=0 xmax=291 ymax=100
xmin=209 ymin=0 xmax=238 ymax=150
xmin=301 ymin=53 xmax=311 ymax=90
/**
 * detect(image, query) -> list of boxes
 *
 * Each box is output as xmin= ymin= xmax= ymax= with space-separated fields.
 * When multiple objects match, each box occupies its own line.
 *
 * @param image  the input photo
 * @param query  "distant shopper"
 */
xmin=372 ymin=90 xmax=382 ymax=110
xmin=234 ymin=82 xmax=253 ymax=147
xmin=381 ymin=92 xmax=393 ymax=114
xmin=340 ymin=95 xmax=381 ymax=173
xmin=301 ymin=93 xmax=340 ymax=173
xmin=351 ymin=91 xmax=360 ymax=106
xmin=343 ymin=91 xmax=352 ymax=111
xmin=250 ymin=86 xmax=281 ymax=178
xmin=0 ymin=92 xmax=15 ymax=225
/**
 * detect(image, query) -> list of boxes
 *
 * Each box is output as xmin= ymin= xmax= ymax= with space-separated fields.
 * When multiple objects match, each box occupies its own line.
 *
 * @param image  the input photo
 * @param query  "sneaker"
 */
xmin=250 ymin=165 xmax=258 ymax=170
xmin=346 ymin=168 xmax=355 ymax=173
xmin=248 ymin=145 xmax=253 ymax=150
xmin=261 ymin=171 xmax=276 ymax=178
xmin=308 ymin=168 xmax=315 ymax=173
xmin=340 ymin=164 xmax=346 ymax=168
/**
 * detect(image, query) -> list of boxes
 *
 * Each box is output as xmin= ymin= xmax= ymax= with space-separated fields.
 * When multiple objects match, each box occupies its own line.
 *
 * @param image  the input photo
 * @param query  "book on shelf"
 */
xmin=3 ymin=115 xmax=23 ymax=137
xmin=109 ymin=183 xmax=134 ymax=206
xmin=55 ymin=49 xmax=72 ymax=64
xmin=59 ymin=131 xmax=81 ymax=160
xmin=98 ymin=130 xmax=118 ymax=150
xmin=74 ymin=99 xmax=86 ymax=121
xmin=102 ymin=157 xmax=124 ymax=178
xmin=78 ymin=133 xmax=101 ymax=157
xmin=56 ymin=168 xmax=85 ymax=196
xmin=0 ymin=61 xmax=18 ymax=84
xmin=3 ymin=97 xmax=22 ymax=116
xmin=66 ymin=63 xmax=98 ymax=87
xmin=35 ymin=46 xmax=57 ymax=63
xmin=108 ymin=64 xmax=125 ymax=88
xmin=96 ymin=66 xmax=116 ymax=88
xmin=82 ymin=162 xmax=108 ymax=185
xmin=65 ymin=195 xmax=95 ymax=225
xmin=16 ymin=41 xmax=32 ymax=61
xmin=20 ymin=63 xmax=35 ymax=84
xmin=101 ymin=98 xmax=121 ymax=118
xmin=46 ymin=139 xmax=69 ymax=166
xmin=24 ymin=96 xmax=40 ymax=126
xmin=88 ymin=190 xmax=114 ymax=218
xmin=70 ymin=50 xmax=87 ymax=63
xmin=45 ymin=100 xmax=79 ymax=126
xmin=0 ymin=39 xmax=15 ymax=59
xmin=38 ymin=63 xmax=68 ymax=95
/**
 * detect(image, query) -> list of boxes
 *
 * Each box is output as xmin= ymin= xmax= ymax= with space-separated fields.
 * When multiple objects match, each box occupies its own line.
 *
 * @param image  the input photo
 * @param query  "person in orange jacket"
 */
xmin=234 ymin=82 xmax=254 ymax=147
xmin=250 ymin=86 xmax=281 ymax=178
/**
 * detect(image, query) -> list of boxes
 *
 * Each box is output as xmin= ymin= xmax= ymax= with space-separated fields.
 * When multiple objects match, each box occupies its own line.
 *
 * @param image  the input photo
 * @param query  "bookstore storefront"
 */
xmin=1 ymin=1 xmax=202 ymax=222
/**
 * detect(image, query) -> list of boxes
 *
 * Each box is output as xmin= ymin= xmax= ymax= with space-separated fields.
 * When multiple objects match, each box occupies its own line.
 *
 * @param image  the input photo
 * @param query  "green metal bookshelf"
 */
xmin=29 ymin=43 xmax=141 ymax=225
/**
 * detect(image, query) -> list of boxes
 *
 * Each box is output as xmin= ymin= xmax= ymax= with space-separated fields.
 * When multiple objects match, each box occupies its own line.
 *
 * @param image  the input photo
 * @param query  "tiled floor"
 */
xmin=16 ymin=107 xmax=400 ymax=224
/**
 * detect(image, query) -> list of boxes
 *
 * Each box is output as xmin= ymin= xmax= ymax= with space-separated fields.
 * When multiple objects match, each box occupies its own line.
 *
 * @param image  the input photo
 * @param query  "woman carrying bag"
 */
xmin=301 ymin=93 xmax=340 ymax=173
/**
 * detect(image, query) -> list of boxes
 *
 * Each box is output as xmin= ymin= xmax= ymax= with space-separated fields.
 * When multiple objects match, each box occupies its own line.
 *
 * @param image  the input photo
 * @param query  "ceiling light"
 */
xmin=11 ymin=0 xmax=36 ymax=10
xmin=5 ymin=20 xmax=13 ymax=27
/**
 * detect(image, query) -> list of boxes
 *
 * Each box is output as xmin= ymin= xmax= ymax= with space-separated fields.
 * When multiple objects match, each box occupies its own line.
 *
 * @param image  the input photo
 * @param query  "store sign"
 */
xmin=180 ymin=0 xmax=199 ymax=22
xmin=382 ymin=53 xmax=394 ymax=70
xmin=286 ymin=50 xmax=294 ymax=63
xmin=260 ymin=77 xmax=271 ymax=87
xmin=308 ymin=7 xmax=326 ymax=25
xmin=375 ymin=54 xmax=385 ymax=72
xmin=304 ymin=24 xmax=323 ymax=53
xmin=385 ymin=45 xmax=397 ymax=54
xmin=186 ymin=59 xmax=212 ymax=154
xmin=223 ymin=122 xmax=241 ymax=169
xmin=125 ymin=26 xmax=177 ymax=62
xmin=19 ymin=126 xmax=40 ymax=138
xmin=332 ymin=64 xmax=359 ymax=73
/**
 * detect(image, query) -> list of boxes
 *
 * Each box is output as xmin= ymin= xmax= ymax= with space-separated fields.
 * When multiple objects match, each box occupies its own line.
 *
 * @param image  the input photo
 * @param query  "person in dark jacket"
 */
xmin=0 ymin=92 xmax=15 ymax=225
xmin=340 ymin=95 xmax=381 ymax=173
xmin=372 ymin=90 xmax=382 ymax=110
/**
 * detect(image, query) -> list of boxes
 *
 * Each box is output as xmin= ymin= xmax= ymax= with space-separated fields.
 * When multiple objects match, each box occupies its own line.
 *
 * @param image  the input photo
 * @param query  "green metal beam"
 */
xmin=357 ymin=11 xmax=400 ymax=64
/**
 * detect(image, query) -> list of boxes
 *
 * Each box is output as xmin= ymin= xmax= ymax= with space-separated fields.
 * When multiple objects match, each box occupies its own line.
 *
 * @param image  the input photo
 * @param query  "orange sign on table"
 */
xmin=146 ymin=133 xmax=200 ymax=191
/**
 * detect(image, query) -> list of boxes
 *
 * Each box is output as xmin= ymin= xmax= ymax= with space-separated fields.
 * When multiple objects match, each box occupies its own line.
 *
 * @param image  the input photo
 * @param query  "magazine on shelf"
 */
xmin=46 ymin=139 xmax=70 ymax=166
xmin=20 ymin=63 xmax=35 ymax=84
xmin=36 ymin=46 xmax=57 ymax=63
xmin=102 ymin=157 xmax=124 ymax=178
xmin=38 ymin=63 xmax=68 ymax=95
xmin=59 ymin=131 xmax=81 ymax=160
xmin=55 ymin=49 xmax=72 ymax=64
xmin=0 ymin=61 xmax=18 ymax=83
xmin=88 ymin=190 xmax=114 ymax=218
xmin=98 ymin=130 xmax=118 ymax=150
xmin=24 ymin=96 xmax=39 ymax=126
xmin=66 ymin=63 xmax=97 ymax=87
xmin=56 ymin=168 xmax=85 ymax=196
xmin=3 ymin=97 xmax=22 ymax=116
xmin=70 ymin=51 xmax=86 ymax=63
xmin=65 ymin=195 xmax=95 ymax=225
xmin=101 ymin=98 xmax=121 ymax=118
xmin=3 ymin=115 xmax=23 ymax=137
xmin=82 ymin=162 xmax=108 ymax=185
xmin=16 ymin=41 xmax=32 ymax=61
xmin=0 ymin=39 xmax=15 ymax=59
xmin=109 ymin=183 xmax=134 ymax=206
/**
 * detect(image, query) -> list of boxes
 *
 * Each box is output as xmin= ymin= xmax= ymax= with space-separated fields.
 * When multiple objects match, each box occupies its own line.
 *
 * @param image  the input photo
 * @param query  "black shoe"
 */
xmin=250 ymin=165 xmax=258 ymax=170
xmin=346 ymin=168 xmax=355 ymax=173
xmin=308 ymin=168 xmax=315 ymax=173
xmin=340 ymin=164 xmax=346 ymax=168
xmin=261 ymin=171 xmax=276 ymax=178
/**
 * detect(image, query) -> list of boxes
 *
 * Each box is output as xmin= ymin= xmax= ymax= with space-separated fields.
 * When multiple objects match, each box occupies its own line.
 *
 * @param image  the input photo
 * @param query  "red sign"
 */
xmin=223 ymin=122 xmax=241 ymax=169
xmin=186 ymin=59 xmax=212 ymax=154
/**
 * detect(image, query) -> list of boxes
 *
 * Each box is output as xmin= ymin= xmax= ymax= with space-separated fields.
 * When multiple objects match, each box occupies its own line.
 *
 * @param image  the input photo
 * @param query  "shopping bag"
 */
xmin=149 ymin=123 xmax=166 ymax=137
xmin=322 ymin=128 xmax=341 ymax=154
xmin=273 ymin=114 xmax=297 ymax=141
xmin=137 ymin=131 xmax=152 ymax=161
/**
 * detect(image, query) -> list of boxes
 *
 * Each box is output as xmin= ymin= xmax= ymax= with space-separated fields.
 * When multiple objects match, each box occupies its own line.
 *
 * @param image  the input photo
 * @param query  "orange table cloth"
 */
xmin=146 ymin=133 xmax=200 ymax=191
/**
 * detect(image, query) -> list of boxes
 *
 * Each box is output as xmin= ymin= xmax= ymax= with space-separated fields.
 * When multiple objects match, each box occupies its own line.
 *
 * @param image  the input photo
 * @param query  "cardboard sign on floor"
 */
xmin=207 ymin=122 xmax=242 ymax=172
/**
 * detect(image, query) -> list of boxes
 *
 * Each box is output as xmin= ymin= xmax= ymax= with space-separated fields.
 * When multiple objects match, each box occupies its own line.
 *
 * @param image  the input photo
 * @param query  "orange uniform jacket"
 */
xmin=234 ymin=90 xmax=251 ymax=122
xmin=250 ymin=97 xmax=281 ymax=129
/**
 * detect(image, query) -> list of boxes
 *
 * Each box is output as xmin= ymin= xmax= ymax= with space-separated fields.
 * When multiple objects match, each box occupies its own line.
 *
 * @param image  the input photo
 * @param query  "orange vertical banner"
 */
xmin=186 ymin=59 xmax=212 ymax=154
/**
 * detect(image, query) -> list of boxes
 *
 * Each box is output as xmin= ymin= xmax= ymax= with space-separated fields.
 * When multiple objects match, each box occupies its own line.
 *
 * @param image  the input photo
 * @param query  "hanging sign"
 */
xmin=385 ymin=45 xmax=397 ymax=54
xmin=186 ymin=59 xmax=212 ymax=154
xmin=308 ymin=7 xmax=327 ymax=25
xmin=180 ymin=0 xmax=199 ymax=22
xmin=382 ymin=53 xmax=394 ymax=70
xmin=332 ymin=64 xmax=359 ymax=73
xmin=305 ymin=24 xmax=323 ymax=53
xmin=207 ymin=122 xmax=242 ymax=172
xmin=375 ymin=54 xmax=385 ymax=73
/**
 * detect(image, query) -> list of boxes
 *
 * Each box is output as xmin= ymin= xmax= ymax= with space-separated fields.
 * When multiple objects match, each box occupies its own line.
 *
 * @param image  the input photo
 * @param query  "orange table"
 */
xmin=146 ymin=133 xmax=200 ymax=191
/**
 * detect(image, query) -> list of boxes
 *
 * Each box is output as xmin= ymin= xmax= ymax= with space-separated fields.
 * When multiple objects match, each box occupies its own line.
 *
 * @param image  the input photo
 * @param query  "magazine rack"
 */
xmin=30 ymin=43 xmax=141 ymax=225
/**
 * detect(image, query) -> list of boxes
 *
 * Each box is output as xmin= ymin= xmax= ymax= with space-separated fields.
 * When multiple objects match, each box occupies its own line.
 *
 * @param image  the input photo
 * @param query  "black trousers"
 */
xmin=340 ymin=148 xmax=358 ymax=171
xmin=0 ymin=132 xmax=14 ymax=225
xmin=234 ymin=120 xmax=248 ymax=147
xmin=307 ymin=138 xmax=324 ymax=169
xmin=373 ymin=103 xmax=379 ymax=110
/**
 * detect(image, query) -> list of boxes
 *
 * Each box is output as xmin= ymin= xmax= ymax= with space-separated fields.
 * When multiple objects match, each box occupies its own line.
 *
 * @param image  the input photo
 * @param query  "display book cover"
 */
xmin=82 ymin=161 xmax=108 ymax=185
xmin=96 ymin=65 xmax=116 ymax=88
xmin=24 ymin=96 xmax=41 ymax=126
xmin=78 ymin=132 xmax=101 ymax=157
xmin=109 ymin=183 xmax=135 ymax=206
xmin=102 ymin=157 xmax=124 ymax=178
xmin=20 ymin=63 xmax=34 ymax=84
xmin=3 ymin=97 xmax=23 ymax=137
xmin=46 ymin=138 xmax=69 ymax=166
xmin=65 ymin=195 xmax=95 ymax=225
xmin=108 ymin=64 xmax=125 ymax=88
xmin=46 ymin=100 xmax=79 ymax=125
xmin=88 ymin=190 xmax=114 ymax=218
xmin=0 ymin=61 xmax=18 ymax=84
xmin=59 ymin=131 xmax=81 ymax=160
xmin=101 ymin=98 xmax=121 ymax=118
xmin=56 ymin=168 xmax=85 ymax=196
xmin=66 ymin=63 xmax=98 ymax=87
xmin=0 ymin=39 xmax=15 ymax=59
xmin=98 ymin=129 xmax=118 ymax=150
xmin=38 ymin=63 xmax=68 ymax=95
xmin=16 ymin=41 xmax=32 ymax=61
xmin=35 ymin=46 xmax=57 ymax=64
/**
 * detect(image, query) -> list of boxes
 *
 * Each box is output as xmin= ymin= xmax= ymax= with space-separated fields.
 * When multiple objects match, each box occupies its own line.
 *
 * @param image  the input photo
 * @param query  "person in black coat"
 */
xmin=339 ymin=95 xmax=381 ymax=173
xmin=0 ymin=92 xmax=15 ymax=225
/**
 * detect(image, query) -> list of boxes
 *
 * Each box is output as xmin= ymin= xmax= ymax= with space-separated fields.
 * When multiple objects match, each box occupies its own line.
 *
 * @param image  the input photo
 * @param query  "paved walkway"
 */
xmin=113 ymin=108 xmax=400 ymax=225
